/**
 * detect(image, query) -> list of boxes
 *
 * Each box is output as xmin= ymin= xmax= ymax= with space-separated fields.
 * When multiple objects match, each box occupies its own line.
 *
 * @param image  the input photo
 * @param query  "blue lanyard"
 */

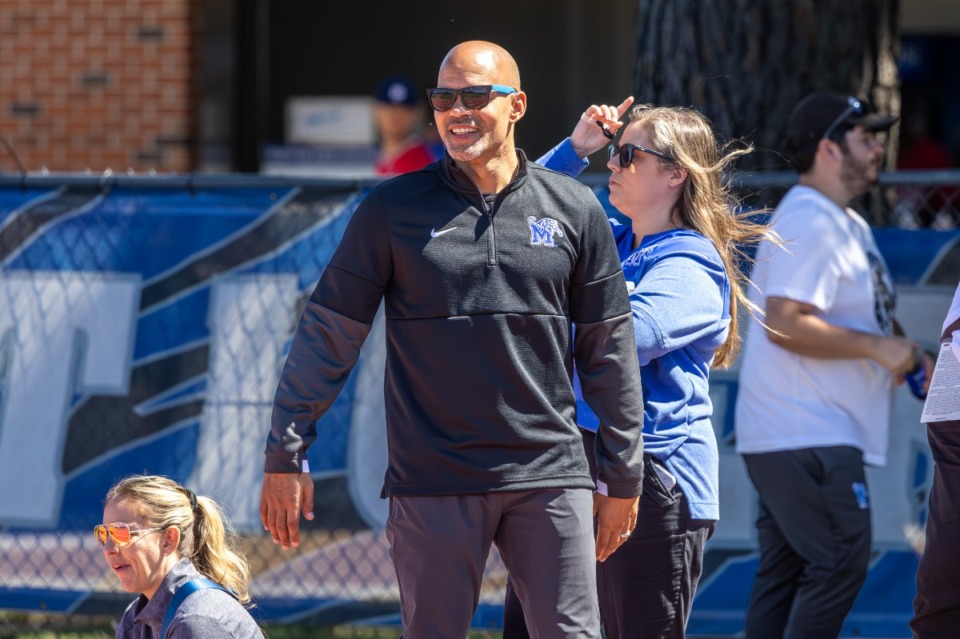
xmin=159 ymin=578 xmax=234 ymax=638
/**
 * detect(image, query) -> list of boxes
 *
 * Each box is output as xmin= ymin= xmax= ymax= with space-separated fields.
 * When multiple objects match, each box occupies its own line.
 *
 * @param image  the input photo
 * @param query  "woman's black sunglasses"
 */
xmin=426 ymin=85 xmax=518 ymax=112
xmin=608 ymin=143 xmax=675 ymax=167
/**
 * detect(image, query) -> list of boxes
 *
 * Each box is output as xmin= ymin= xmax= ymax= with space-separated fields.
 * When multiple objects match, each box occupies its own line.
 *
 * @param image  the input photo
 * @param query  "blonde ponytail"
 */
xmin=105 ymin=475 xmax=252 ymax=605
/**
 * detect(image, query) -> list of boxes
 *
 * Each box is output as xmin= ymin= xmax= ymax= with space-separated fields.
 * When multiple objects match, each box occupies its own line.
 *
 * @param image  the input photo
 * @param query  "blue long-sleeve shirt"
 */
xmin=538 ymin=137 xmax=589 ymax=177
xmin=540 ymin=140 xmax=726 ymax=520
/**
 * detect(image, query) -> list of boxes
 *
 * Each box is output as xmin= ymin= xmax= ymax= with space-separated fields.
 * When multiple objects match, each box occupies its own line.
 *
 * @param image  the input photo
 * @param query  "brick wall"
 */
xmin=0 ymin=0 xmax=203 ymax=173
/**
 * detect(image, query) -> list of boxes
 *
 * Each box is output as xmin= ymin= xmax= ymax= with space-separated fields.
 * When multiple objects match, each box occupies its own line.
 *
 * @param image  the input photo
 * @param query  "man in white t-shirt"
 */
xmin=735 ymin=92 xmax=935 ymax=638
xmin=912 ymin=282 xmax=960 ymax=638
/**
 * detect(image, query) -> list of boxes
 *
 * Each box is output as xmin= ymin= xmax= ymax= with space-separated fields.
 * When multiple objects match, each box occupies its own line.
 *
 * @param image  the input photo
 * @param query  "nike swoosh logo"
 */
xmin=430 ymin=227 xmax=457 ymax=237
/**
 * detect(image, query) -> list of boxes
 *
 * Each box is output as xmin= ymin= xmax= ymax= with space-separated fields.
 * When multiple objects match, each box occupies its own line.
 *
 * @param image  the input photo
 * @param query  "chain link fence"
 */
xmin=0 ymin=169 xmax=956 ymax=638
xmin=599 ymin=167 xmax=959 ymax=230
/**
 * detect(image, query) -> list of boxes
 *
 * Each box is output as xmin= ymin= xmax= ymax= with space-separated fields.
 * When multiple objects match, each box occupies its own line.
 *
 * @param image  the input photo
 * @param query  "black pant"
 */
xmin=503 ymin=431 xmax=714 ymax=639
xmin=911 ymin=420 xmax=960 ymax=638
xmin=742 ymin=446 xmax=872 ymax=639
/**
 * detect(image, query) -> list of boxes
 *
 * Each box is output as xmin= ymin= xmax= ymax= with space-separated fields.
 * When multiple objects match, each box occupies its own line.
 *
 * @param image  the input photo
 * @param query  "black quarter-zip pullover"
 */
xmin=266 ymin=151 xmax=645 ymax=498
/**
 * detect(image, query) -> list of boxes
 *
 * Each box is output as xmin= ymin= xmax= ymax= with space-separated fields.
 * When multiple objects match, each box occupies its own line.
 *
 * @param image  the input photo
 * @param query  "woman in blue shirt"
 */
xmin=505 ymin=100 xmax=769 ymax=639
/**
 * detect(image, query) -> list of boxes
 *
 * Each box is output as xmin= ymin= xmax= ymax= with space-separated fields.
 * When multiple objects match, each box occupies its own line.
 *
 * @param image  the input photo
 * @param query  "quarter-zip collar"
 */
xmin=438 ymin=150 xmax=530 ymax=266
xmin=439 ymin=149 xmax=529 ymax=202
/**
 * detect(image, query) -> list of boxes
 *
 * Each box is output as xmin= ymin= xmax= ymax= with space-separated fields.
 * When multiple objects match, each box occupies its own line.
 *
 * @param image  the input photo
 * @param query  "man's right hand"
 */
xmin=260 ymin=472 xmax=314 ymax=550
xmin=873 ymin=335 xmax=917 ymax=380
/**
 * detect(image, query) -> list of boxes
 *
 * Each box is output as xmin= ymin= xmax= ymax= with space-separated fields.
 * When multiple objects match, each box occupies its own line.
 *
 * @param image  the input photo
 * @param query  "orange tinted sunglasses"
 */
xmin=94 ymin=522 xmax=162 ymax=549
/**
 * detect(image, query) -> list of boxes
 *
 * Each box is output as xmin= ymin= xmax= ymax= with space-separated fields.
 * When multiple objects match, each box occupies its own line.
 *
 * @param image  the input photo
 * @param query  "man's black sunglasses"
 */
xmin=822 ymin=96 xmax=864 ymax=141
xmin=608 ymin=143 xmax=675 ymax=167
xmin=426 ymin=85 xmax=518 ymax=112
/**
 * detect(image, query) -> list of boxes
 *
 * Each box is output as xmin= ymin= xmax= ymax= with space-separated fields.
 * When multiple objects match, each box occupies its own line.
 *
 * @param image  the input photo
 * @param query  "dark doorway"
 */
xmin=231 ymin=0 xmax=635 ymax=173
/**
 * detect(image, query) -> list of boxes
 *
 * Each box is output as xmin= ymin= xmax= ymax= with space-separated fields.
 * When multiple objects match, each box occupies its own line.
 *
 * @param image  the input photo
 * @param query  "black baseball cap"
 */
xmin=786 ymin=92 xmax=899 ymax=153
xmin=374 ymin=75 xmax=420 ymax=107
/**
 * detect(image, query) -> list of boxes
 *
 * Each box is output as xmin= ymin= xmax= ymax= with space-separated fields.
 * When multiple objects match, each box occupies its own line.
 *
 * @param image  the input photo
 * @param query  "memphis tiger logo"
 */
xmin=527 ymin=216 xmax=564 ymax=247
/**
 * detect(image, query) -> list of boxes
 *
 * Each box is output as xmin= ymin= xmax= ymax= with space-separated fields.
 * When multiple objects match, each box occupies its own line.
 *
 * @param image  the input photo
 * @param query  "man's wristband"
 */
xmin=595 ymin=479 xmax=609 ymax=496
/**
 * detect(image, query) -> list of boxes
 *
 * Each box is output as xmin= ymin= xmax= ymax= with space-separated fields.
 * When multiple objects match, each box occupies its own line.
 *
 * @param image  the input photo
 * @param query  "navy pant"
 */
xmin=504 ymin=431 xmax=713 ymax=638
xmin=742 ymin=446 xmax=872 ymax=639
xmin=911 ymin=420 xmax=960 ymax=638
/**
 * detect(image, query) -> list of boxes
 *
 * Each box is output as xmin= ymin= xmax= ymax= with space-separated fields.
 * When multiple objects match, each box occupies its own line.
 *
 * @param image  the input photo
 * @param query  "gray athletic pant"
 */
xmin=386 ymin=489 xmax=599 ymax=639
xmin=742 ymin=446 xmax=872 ymax=639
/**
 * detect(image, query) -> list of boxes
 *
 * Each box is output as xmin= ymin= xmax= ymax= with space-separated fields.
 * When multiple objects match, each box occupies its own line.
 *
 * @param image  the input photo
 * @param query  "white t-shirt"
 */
xmin=735 ymin=185 xmax=896 ymax=466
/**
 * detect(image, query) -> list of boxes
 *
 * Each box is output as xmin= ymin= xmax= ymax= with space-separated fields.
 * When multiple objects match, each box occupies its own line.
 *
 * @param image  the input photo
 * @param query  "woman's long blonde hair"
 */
xmin=627 ymin=104 xmax=771 ymax=367
xmin=106 ymin=475 xmax=252 ymax=605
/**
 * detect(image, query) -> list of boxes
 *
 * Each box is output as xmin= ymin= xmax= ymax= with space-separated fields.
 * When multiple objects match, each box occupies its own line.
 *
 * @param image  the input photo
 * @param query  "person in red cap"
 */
xmin=372 ymin=75 xmax=438 ymax=175
xmin=734 ymin=92 xmax=934 ymax=638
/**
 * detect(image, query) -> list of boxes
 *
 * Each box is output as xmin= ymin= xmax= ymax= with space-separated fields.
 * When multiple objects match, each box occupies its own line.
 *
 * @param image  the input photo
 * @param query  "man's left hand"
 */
xmin=593 ymin=492 xmax=639 ymax=562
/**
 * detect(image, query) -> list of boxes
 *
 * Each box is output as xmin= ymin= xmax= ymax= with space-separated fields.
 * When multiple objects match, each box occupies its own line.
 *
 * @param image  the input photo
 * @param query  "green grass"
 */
xmin=263 ymin=628 xmax=501 ymax=639
xmin=2 ymin=629 xmax=502 ymax=639
xmin=264 ymin=626 xmax=501 ymax=639
xmin=0 ymin=617 xmax=503 ymax=639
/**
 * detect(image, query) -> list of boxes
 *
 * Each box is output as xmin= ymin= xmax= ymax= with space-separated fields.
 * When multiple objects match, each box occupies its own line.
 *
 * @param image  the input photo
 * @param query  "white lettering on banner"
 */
xmin=188 ymin=275 xmax=300 ymax=532
xmin=0 ymin=272 xmax=140 ymax=526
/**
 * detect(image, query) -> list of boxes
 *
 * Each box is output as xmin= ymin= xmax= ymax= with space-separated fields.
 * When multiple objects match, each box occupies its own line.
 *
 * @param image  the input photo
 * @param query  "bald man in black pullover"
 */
xmin=260 ymin=41 xmax=645 ymax=639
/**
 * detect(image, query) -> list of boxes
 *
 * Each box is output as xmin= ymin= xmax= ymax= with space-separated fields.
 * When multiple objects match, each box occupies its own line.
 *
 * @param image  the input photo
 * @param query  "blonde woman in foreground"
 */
xmin=98 ymin=475 xmax=263 ymax=638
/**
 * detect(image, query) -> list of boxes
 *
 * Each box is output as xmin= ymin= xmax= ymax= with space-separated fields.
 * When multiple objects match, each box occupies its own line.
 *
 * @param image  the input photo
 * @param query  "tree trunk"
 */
xmin=633 ymin=0 xmax=900 ymax=171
